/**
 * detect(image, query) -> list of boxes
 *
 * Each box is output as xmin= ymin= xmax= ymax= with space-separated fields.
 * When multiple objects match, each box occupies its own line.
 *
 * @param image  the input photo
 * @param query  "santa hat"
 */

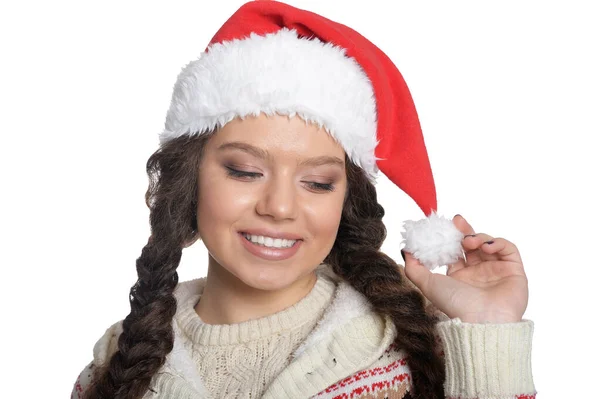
xmin=160 ymin=0 xmax=464 ymax=270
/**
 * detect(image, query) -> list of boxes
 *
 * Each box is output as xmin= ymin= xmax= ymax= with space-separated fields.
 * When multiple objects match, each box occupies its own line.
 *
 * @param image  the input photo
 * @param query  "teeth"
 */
xmin=243 ymin=233 xmax=297 ymax=248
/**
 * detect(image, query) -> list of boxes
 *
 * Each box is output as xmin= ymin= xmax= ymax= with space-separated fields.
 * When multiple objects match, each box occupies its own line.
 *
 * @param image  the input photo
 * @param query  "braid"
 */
xmin=83 ymin=131 xmax=443 ymax=398
xmin=84 ymin=134 xmax=209 ymax=399
xmin=324 ymin=157 xmax=445 ymax=399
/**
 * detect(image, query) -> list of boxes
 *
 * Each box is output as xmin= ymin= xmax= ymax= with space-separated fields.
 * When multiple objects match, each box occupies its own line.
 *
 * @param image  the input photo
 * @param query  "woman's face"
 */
xmin=195 ymin=113 xmax=347 ymax=291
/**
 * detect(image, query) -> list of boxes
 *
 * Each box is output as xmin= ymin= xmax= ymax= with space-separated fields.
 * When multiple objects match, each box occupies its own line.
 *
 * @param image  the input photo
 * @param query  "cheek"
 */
xmin=304 ymin=194 xmax=345 ymax=242
xmin=196 ymin=170 xmax=254 ymax=229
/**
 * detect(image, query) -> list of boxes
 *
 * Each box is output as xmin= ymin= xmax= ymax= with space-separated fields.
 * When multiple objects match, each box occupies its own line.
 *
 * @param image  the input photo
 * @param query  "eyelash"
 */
xmin=225 ymin=167 xmax=335 ymax=192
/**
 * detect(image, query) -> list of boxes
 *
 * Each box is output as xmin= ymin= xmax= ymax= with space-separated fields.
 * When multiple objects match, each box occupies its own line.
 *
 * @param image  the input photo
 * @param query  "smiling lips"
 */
xmin=242 ymin=233 xmax=297 ymax=248
xmin=240 ymin=228 xmax=303 ymax=241
xmin=239 ymin=232 xmax=302 ymax=261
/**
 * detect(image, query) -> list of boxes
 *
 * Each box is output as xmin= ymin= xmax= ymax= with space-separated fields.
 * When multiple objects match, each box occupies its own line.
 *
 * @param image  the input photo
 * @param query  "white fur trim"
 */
xmin=401 ymin=211 xmax=464 ymax=270
xmin=165 ymin=266 xmax=374 ymax=378
xmin=160 ymin=28 xmax=379 ymax=180
xmin=90 ymin=319 xmax=209 ymax=395
xmin=89 ymin=269 xmax=376 ymax=397
xmin=162 ymin=277 xmax=210 ymax=395
xmin=92 ymin=320 xmax=122 ymax=367
xmin=164 ymin=323 xmax=210 ymax=396
xmin=292 ymin=272 xmax=373 ymax=358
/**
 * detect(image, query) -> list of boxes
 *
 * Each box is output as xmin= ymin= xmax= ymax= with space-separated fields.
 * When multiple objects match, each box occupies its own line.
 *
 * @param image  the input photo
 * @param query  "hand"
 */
xmin=403 ymin=215 xmax=529 ymax=323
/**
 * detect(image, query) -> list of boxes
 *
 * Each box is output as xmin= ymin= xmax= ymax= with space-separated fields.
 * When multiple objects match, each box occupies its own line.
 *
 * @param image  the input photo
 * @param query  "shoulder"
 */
xmin=71 ymin=320 xmax=124 ymax=398
xmin=71 ymin=325 xmax=206 ymax=399
xmin=92 ymin=319 xmax=124 ymax=366
xmin=71 ymin=362 xmax=95 ymax=399
xmin=84 ymin=276 xmax=205 ymax=366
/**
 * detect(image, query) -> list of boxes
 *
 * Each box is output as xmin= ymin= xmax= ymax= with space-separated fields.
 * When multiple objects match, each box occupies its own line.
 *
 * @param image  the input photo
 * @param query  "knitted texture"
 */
xmin=310 ymin=343 xmax=411 ymax=399
xmin=176 ymin=275 xmax=336 ymax=398
xmin=72 ymin=265 xmax=537 ymax=399
xmin=436 ymin=319 xmax=536 ymax=399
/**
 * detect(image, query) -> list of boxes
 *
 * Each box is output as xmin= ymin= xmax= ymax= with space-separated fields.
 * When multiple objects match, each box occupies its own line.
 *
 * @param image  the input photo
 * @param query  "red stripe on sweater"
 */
xmin=317 ymin=374 xmax=410 ymax=399
xmin=313 ymin=354 xmax=410 ymax=398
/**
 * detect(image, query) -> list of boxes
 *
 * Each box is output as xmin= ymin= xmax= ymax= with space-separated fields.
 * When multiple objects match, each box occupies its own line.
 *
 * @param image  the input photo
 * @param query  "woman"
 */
xmin=72 ymin=1 xmax=535 ymax=398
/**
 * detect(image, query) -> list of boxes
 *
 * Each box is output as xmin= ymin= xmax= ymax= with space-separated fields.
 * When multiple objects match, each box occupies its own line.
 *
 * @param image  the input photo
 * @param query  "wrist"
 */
xmin=459 ymin=311 xmax=523 ymax=324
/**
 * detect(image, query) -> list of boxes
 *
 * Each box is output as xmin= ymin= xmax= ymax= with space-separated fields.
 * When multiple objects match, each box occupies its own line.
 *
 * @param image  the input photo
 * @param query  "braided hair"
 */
xmin=83 ymin=131 xmax=444 ymax=399
xmin=324 ymin=158 xmax=445 ymax=399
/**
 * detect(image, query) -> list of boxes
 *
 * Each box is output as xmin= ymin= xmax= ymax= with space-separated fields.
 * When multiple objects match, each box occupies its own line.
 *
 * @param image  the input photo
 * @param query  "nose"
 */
xmin=255 ymin=173 xmax=299 ymax=221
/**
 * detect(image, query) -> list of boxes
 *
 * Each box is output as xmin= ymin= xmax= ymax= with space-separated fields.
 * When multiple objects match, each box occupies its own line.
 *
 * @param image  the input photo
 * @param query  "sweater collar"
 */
xmin=173 ymin=270 xmax=336 ymax=346
xmin=164 ymin=264 xmax=396 ymax=398
xmin=92 ymin=264 xmax=397 ymax=398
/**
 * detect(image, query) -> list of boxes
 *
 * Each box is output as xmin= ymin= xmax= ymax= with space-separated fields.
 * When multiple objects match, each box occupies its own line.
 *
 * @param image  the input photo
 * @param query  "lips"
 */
xmin=238 ymin=232 xmax=302 ymax=261
xmin=239 ymin=229 xmax=303 ymax=241
xmin=241 ymin=232 xmax=297 ymax=247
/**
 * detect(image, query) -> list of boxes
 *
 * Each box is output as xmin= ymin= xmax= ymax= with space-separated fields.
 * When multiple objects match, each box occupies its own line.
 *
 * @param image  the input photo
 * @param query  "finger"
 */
xmin=446 ymin=233 xmax=496 ymax=274
xmin=453 ymin=215 xmax=492 ymax=267
xmin=446 ymin=215 xmax=475 ymax=275
xmin=478 ymin=237 xmax=524 ymax=265
xmin=453 ymin=214 xmax=476 ymax=236
xmin=447 ymin=234 xmax=495 ymax=275
xmin=461 ymin=232 xmax=495 ymax=264
xmin=462 ymin=232 xmax=494 ymax=251
xmin=403 ymin=250 xmax=433 ymax=292
xmin=403 ymin=250 xmax=468 ymax=315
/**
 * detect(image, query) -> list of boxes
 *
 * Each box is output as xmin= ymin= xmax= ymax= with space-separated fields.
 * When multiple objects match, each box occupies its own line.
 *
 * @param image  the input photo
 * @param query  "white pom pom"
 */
xmin=401 ymin=211 xmax=464 ymax=271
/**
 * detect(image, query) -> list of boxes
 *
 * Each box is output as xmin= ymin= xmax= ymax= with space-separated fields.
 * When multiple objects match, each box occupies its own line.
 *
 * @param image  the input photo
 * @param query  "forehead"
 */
xmin=209 ymin=113 xmax=346 ymax=159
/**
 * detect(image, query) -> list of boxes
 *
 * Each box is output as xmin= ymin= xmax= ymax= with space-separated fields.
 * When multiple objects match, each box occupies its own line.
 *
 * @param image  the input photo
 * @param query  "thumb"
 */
xmin=402 ymin=249 xmax=465 ymax=316
xmin=402 ymin=249 xmax=432 ymax=293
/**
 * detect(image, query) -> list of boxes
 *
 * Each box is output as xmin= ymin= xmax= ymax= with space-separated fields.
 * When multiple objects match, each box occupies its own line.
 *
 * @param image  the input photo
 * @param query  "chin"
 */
xmin=241 ymin=268 xmax=299 ymax=292
xmin=227 ymin=262 xmax=310 ymax=292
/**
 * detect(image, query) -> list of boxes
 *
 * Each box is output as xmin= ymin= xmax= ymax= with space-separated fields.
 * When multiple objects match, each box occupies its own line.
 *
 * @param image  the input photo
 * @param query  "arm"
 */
xmin=398 ymin=259 xmax=536 ymax=398
xmin=435 ymin=318 xmax=536 ymax=399
xmin=401 ymin=215 xmax=536 ymax=398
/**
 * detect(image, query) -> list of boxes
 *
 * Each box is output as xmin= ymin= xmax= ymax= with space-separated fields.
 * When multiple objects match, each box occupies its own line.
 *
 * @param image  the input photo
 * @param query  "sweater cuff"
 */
xmin=435 ymin=318 xmax=536 ymax=399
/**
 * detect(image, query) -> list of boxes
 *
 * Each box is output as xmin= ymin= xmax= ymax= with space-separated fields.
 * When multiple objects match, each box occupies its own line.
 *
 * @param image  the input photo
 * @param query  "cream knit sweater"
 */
xmin=72 ymin=264 xmax=536 ymax=398
xmin=176 ymin=274 xmax=336 ymax=398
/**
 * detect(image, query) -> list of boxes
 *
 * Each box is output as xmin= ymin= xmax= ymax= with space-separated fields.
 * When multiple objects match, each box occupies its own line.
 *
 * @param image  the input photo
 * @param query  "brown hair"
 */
xmin=83 ymin=131 xmax=445 ymax=399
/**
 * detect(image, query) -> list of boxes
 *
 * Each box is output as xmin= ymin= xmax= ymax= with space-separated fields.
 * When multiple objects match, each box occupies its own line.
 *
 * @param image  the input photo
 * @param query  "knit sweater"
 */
xmin=178 ymin=274 xmax=336 ymax=397
xmin=72 ymin=264 xmax=536 ymax=399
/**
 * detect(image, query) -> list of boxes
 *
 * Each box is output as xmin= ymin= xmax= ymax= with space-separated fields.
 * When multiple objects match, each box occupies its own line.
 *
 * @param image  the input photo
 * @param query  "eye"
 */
xmin=226 ymin=166 xmax=335 ymax=192
xmin=305 ymin=182 xmax=335 ymax=192
xmin=225 ymin=166 xmax=262 ymax=179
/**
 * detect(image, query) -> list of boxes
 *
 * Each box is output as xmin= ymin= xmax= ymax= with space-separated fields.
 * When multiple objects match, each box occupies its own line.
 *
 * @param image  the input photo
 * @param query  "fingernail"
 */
xmin=401 ymin=249 xmax=406 ymax=262
xmin=485 ymin=240 xmax=495 ymax=245
xmin=464 ymin=234 xmax=477 ymax=239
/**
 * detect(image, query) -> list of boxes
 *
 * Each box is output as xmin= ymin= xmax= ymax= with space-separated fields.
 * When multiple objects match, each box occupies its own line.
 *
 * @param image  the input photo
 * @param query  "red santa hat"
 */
xmin=160 ymin=0 xmax=464 ymax=270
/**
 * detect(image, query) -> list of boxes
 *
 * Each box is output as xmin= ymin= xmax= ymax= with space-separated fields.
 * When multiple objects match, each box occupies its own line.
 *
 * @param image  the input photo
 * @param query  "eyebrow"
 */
xmin=217 ymin=141 xmax=345 ymax=168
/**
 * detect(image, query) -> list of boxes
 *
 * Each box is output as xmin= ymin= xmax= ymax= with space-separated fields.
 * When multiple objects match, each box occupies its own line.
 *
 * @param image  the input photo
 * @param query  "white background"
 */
xmin=1 ymin=1 xmax=598 ymax=397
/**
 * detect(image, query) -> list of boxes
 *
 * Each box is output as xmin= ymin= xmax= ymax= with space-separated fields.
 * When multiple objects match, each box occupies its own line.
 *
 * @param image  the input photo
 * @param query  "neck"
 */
xmin=195 ymin=258 xmax=318 ymax=325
